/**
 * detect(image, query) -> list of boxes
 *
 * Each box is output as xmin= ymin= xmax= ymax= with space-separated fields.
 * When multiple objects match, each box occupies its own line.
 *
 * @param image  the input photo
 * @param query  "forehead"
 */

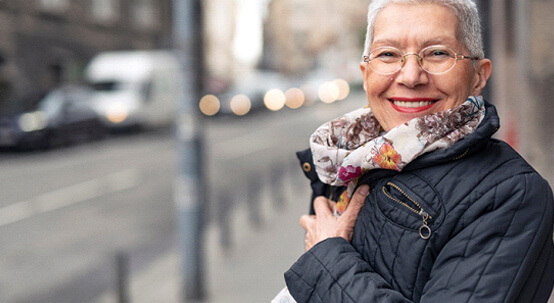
xmin=372 ymin=3 xmax=461 ymax=48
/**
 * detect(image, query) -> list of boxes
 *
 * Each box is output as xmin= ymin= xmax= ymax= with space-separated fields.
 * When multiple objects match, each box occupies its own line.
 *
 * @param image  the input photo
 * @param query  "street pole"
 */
xmin=173 ymin=0 xmax=206 ymax=301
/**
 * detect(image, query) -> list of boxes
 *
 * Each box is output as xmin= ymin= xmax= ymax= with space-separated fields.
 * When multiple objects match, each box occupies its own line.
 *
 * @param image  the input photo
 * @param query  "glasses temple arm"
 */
xmin=457 ymin=55 xmax=481 ymax=60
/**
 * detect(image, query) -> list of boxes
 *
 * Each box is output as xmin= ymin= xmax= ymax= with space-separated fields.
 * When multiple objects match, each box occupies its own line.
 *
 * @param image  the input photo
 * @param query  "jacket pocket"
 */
xmin=374 ymin=178 xmax=444 ymax=239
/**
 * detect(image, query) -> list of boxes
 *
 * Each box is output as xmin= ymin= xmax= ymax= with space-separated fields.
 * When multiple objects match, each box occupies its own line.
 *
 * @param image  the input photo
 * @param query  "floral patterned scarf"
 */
xmin=310 ymin=96 xmax=485 ymax=215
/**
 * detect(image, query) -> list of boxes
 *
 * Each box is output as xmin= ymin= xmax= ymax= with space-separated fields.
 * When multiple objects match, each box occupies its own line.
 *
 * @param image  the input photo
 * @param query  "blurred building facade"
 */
xmin=0 ymin=0 xmax=172 ymax=109
xmin=262 ymin=0 xmax=368 ymax=79
xmin=202 ymin=0 xmax=238 ymax=93
xmin=202 ymin=0 xmax=369 ymax=91
xmin=486 ymin=0 xmax=554 ymax=185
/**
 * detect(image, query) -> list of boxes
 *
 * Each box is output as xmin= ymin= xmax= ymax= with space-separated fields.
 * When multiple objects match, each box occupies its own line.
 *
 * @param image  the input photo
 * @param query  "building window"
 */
xmin=131 ymin=0 xmax=156 ymax=29
xmin=37 ymin=0 xmax=70 ymax=12
xmin=91 ymin=0 xmax=119 ymax=23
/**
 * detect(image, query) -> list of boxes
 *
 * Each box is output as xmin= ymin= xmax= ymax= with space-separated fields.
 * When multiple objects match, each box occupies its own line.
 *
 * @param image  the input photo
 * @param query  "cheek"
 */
xmin=365 ymin=75 xmax=393 ymax=97
xmin=364 ymin=75 xmax=394 ymax=113
xmin=446 ymin=68 xmax=477 ymax=96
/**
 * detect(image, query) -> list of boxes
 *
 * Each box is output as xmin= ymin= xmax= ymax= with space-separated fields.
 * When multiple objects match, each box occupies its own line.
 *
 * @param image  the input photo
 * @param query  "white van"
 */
xmin=84 ymin=50 xmax=183 ymax=129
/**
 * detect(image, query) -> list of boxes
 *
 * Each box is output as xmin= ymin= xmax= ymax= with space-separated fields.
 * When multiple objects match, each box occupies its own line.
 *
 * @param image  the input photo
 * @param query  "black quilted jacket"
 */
xmin=286 ymin=102 xmax=554 ymax=302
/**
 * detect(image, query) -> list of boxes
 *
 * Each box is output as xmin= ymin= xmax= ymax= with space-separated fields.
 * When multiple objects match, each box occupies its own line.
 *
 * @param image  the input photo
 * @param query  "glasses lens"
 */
xmin=368 ymin=47 xmax=403 ymax=74
xmin=420 ymin=46 xmax=457 ymax=74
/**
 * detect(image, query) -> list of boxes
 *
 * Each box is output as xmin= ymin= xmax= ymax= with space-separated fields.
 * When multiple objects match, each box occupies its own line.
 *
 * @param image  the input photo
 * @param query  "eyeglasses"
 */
xmin=362 ymin=45 xmax=479 ymax=75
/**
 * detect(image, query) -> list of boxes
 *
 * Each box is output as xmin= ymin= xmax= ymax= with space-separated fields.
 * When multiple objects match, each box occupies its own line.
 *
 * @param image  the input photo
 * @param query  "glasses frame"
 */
xmin=362 ymin=45 xmax=480 ymax=75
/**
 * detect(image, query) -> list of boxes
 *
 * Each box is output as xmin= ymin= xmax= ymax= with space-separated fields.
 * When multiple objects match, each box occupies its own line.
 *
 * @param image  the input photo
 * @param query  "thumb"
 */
xmin=343 ymin=185 xmax=370 ymax=216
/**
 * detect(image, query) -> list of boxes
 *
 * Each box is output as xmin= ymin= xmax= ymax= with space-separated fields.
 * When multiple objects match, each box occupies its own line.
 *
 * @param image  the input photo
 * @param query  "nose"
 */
xmin=396 ymin=54 xmax=428 ymax=88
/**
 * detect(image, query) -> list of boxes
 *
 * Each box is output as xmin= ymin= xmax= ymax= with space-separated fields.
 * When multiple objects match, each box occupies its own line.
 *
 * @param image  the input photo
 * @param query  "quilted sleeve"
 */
xmin=420 ymin=172 xmax=554 ymax=303
xmin=285 ymin=237 xmax=412 ymax=303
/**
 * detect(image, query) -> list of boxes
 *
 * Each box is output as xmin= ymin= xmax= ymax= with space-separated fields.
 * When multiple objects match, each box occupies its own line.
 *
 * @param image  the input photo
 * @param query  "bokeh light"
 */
xmin=18 ymin=111 xmax=48 ymax=132
xmin=106 ymin=103 xmax=129 ymax=124
xmin=199 ymin=94 xmax=221 ymax=116
xmin=264 ymin=88 xmax=286 ymax=111
xmin=318 ymin=81 xmax=340 ymax=104
xmin=230 ymin=94 xmax=251 ymax=116
xmin=333 ymin=79 xmax=350 ymax=101
xmin=285 ymin=88 xmax=305 ymax=109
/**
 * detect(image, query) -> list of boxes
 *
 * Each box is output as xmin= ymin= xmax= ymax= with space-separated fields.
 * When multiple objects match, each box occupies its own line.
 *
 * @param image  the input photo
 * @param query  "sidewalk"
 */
xmin=96 ymin=166 xmax=309 ymax=303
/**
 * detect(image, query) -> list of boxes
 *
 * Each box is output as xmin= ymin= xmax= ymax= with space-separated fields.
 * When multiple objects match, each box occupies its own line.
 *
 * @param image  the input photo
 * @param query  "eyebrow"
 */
xmin=372 ymin=36 xmax=459 ymax=48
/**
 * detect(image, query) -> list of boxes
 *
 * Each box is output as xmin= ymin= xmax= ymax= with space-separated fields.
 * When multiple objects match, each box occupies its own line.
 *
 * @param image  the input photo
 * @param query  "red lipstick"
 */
xmin=388 ymin=98 xmax=438 ymax=113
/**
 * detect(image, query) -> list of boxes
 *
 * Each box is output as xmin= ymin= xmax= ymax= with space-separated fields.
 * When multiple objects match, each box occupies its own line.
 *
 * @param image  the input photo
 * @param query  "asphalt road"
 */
xmin=0 ymin=92 xmax=365 ymax=302
xmin=0 ymin=130 xmax=177 ymax=303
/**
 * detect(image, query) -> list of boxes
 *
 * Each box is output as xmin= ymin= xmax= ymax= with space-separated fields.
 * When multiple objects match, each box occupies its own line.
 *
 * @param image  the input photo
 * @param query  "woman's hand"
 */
xmin=300 ymin=185 xmax=370 ymax=251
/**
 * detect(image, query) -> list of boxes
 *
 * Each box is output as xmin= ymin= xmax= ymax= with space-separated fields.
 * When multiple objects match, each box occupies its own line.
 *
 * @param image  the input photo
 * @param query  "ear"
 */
xmin=471 ymin=59 xmax=492 ymax=96
xmin=360 ymin=62 xmax=368 ymax=92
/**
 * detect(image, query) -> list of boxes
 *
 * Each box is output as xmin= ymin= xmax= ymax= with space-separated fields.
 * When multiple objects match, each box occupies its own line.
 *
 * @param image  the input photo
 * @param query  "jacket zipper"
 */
xmin=382 ymin=182 xmax=432 ymax=239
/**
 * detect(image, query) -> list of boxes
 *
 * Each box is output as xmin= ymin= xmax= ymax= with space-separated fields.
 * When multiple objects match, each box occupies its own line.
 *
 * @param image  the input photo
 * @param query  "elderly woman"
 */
xmin=284 ymin=0 xmax=554 ymax=302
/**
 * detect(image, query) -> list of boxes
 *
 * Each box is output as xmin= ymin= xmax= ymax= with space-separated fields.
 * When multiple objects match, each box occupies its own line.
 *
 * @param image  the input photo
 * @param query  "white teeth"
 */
xmin=392 ymin=100 xmax=433 ymax=108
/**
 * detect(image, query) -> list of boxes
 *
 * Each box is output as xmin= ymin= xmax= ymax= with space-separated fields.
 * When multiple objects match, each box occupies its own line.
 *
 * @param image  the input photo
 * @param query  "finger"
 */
xmin=313 ymin=197 xmax=332 ymax=217
xmin=342 ymin=185 xmax=370 ymax=218
xmin=305 ymin=236 xmax=313 ymax=252
xmin=299 ymin=214 xmax=315 ymax=230
xmin=327 ymin=199 xmax=337 ymax=210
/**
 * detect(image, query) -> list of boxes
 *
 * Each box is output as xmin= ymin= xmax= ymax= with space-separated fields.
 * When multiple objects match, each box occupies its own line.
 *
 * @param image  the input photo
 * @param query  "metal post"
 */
xmin=116 ymin=251 xmax=129 ymax=303
xmin=173 ymin=0 xmax=206 ymax=301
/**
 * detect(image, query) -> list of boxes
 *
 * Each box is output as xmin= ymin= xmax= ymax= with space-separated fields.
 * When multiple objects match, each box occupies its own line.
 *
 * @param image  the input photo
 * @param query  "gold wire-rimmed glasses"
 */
xmin=362 ymin=45 xmax=479 ymax=75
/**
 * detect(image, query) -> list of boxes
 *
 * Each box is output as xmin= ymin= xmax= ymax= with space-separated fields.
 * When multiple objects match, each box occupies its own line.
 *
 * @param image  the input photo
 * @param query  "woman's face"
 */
xmin=360 ymin=3 xmax=491 ymax=132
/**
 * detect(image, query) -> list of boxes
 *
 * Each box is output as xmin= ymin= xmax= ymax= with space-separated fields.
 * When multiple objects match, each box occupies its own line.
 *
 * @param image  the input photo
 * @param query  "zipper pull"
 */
xmin=418 ymin=210 xmax=431 ymax=240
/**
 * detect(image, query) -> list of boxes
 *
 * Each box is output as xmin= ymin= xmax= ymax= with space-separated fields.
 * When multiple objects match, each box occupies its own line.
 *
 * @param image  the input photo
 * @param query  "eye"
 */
xmin=422 ymin=47 xmax=454 ymax=60
xmin=371 ymin=48 xmax=401 ymax=62
xmin=376 ymin=50 xmax=399 ymax=58
xmin=430 ymin=50 xmax=450 ymax=57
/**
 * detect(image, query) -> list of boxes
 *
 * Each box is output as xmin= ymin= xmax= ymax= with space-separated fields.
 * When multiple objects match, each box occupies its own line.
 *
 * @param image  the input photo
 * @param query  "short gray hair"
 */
xmin=362 ymin=0 xmax=484 ymax=59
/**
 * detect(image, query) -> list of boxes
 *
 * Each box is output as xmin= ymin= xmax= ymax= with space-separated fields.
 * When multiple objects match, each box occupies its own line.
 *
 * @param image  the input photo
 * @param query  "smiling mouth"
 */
xmin=389 ymin=98 xmax=439 ymax=112
xmin=392 ymin=100 xmax=435 ymax=108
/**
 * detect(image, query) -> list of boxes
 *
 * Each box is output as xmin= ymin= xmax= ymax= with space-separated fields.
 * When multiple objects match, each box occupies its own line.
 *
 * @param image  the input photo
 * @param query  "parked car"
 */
xmin=0 ymin=85 xmax=106 ymax=150
xmin=84 ymin=50 xmax=183 ymax=130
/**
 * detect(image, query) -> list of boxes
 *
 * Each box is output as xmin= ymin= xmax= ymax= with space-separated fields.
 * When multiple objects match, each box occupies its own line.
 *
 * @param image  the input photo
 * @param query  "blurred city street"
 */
xmin=0 ymin=91 xmax=364 ymax=302
xmin=0 ymin=1 xmax=552 ymax=302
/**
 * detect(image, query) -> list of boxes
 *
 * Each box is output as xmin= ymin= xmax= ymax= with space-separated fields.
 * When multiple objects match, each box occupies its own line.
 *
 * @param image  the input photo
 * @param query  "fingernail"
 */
xmin=359 ymin=185 xmax=369 ymax=196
